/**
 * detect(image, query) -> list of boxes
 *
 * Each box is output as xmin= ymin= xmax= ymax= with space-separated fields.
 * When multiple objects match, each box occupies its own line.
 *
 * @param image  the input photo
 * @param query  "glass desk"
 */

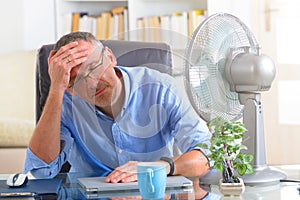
xmin=1 ymin=165 xmax=299 ymax=200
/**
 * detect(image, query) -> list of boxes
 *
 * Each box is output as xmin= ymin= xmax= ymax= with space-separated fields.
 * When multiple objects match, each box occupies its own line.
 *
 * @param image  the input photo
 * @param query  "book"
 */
xmin=118 ymin=12 xmax=124 ymax=40
xmin=71 ymin=13 xmax=80 ymax=32
xmin=96 ymin=15 xmax=103 ymax=39
xmin=112 ymin=13 xmax=120 ymax=39
xmin=123 ymin=8 xmax=129 ymax=40
xmin=0 ymin=178 xmax=62 ymax=197
xmin=90 ymin=16 xmax=97 ymax=37
xmin=102 ymin=12 xmax=112 ymax=39
xmin=111 ymin=6 xmax=126 ymax=15
xmin=108 ymin=16 xmax=115 ymax=39
xmin=136 ymin=17 xmax=145 ymax=41
xmin=160 ymin=15 xmax=171 ymax=42
xmin=148 ymin=16 xmax=160 ymax=42
xmin=68 ymin=7 xmax=130 ymax=40
xmin=62 ymin=13 xmax=72 ymax=35
xmin=188 ymin=10 xmax=205 ymax=36
xmin=171 ymin=11 xmax=188 ymax=48
xmin=111 ymin=7 xmax=128 ymax=40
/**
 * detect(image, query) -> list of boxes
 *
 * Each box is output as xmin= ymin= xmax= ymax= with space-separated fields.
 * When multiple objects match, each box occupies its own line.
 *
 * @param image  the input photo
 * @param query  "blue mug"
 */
xmin=137 ymin=162 xmax=167 ymax=199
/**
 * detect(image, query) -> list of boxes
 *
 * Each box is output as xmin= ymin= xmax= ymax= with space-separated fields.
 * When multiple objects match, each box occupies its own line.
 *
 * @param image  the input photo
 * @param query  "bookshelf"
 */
xmin=55 ymin=0 xmax=208 ymax=74
xmin=55 ymin=0 xmax=128 ymax=40
xmin=54 ymin=0 xmax=258 ymax=75
xmin=55 ymin=0 xmax=207 ymax=41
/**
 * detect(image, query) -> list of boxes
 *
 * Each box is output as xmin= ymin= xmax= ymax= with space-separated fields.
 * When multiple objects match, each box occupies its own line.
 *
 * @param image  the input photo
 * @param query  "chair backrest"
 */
xmin=36 ymin=40 xmax=173 ymax=123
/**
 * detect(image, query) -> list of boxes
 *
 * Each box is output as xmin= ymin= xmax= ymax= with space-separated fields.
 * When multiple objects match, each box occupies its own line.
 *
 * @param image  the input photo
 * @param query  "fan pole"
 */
xmin=239 ymin=93 xmax=266 ymax=167
xmin=200 ymin=93 xmax=287 ymax=186
xmin=238 ymin=93 xmax=287 ymax=185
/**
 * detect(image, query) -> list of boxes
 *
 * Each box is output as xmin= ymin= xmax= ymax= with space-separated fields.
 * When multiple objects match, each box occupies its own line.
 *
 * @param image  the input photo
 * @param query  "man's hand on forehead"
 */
xmin=71 ymin=45 xmax=104 ymax=78
xmin=48 ymin=40 xmax=92 ymax=91
xmin=66 ymin=41 xmax=103 ymax=66
xmin=81 ymin=45 xmax=104 ymax=68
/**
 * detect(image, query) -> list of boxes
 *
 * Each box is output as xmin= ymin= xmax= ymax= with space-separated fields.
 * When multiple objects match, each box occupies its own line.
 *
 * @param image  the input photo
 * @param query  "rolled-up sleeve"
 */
xmin=169 ymin=81 xmax=211 ymax=156
xmin=23 ymin=133 xmax=73 ymax=178
xmin=174 ymin=109 xmax=211 ymax=156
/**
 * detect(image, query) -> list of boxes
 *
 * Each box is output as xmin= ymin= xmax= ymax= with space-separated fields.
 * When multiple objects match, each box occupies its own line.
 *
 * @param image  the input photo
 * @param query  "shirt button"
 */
xmin=119 ymin=150 xmax=123 ymax=153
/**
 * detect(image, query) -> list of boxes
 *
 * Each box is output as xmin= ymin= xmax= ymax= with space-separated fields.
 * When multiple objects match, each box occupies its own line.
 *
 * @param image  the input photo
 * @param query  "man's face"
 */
xmin=68 ymin=40 xmax=119 ymax=108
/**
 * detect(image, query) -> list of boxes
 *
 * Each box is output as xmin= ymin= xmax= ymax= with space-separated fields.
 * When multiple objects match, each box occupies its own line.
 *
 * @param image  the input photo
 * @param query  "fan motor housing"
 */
xmin=227 ymin=52 xmax=276 ymax=92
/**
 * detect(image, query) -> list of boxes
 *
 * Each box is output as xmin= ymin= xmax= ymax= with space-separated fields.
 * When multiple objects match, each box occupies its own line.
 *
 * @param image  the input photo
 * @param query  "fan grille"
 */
xmin=184 ymin=13 xmax=258 ymax=122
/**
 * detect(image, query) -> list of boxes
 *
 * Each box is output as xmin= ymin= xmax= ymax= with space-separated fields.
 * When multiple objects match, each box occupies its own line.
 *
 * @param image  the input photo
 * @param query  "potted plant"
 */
xmin=198 ymin=117 xmax=254 ymax=196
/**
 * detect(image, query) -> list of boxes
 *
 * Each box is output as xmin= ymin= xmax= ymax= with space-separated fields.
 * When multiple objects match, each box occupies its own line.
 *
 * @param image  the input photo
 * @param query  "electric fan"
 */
xmin=184 ymin=13 xmax=286 ymax=185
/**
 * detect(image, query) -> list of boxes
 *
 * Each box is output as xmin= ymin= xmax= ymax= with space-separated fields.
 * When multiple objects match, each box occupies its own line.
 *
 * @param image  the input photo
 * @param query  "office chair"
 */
xmin=36 ymin=40 xmax=173 ymax=172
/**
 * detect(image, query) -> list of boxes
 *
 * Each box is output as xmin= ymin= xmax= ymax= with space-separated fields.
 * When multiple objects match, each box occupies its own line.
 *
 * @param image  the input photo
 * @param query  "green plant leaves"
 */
xmin=214 ymin=162 xmax=224 ymax=172
xmin=198 ymin=117 xmax=255 ymax=178
xmin=237 ymin=153 xmax=254 ymax=163
xmin=236 ymin=164 xmax=247 ymax=176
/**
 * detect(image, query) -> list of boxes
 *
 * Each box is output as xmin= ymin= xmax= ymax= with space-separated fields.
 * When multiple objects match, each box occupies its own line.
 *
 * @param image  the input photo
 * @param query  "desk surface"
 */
xmin=1 ymin=165 xmax=299 ymax=200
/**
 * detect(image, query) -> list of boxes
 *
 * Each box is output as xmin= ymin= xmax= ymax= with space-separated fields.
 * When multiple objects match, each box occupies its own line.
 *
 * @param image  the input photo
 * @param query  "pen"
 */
xmin=0 ymin=192 xmax=34 ymax=197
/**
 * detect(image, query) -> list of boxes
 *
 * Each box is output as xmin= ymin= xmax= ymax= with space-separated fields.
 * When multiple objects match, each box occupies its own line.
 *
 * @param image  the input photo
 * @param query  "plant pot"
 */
xmin=219 ymin=178 xmax=245 ymax=196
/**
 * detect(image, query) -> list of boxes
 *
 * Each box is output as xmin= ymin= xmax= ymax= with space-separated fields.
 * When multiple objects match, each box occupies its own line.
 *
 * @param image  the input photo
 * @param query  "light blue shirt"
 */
xmin=24 ymin=66 xmax=211 ymax=178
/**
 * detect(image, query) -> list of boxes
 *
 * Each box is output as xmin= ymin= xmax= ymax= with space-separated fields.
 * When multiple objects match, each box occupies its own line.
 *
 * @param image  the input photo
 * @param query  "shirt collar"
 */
xmin=116 ymin=66 xmax=130 ymax=116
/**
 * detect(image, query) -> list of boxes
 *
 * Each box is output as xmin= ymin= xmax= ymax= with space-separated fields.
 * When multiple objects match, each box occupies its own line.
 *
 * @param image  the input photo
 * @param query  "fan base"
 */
xmin=200 ymin=166 xmax=287 ymax=186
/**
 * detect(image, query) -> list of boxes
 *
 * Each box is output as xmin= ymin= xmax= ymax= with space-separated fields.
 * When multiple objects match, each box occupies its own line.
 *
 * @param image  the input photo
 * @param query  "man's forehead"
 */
xmin=82 ymin=45 xmax=103 ymax=66
xmin=76 ymin=40 xmax=97 ymax=50
xmin=70 ymin=44 xmax=103 ymax=75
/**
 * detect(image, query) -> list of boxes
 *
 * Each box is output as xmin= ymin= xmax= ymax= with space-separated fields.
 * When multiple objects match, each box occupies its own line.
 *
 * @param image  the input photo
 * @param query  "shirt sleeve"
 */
xmin=173 ymin=106 xmax=211 ymax=155
xmin=23 ymin=131 xmax=74 ymax=179
xmin=170 ymin=80 xmax=211 ymax=156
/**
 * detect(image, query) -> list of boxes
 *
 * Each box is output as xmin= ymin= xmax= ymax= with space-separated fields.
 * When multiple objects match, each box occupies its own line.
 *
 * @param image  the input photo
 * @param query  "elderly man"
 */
xmin=24 ymin=32 xmax=211 ymax=183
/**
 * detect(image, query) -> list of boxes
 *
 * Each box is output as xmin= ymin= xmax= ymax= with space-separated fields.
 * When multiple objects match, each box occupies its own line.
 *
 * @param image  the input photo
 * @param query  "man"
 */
xmin=24 ymin=32 xmax=211 ymax=183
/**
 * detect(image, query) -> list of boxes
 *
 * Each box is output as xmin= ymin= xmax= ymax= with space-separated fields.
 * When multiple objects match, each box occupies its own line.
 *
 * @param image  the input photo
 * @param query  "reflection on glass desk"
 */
xmin=0 ymin=165 xmax=300 ymax=199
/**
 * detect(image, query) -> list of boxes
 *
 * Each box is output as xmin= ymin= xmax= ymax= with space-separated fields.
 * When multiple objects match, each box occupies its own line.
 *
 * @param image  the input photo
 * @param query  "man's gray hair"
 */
xmin=54 ymin=32 xmax=101 ymax=51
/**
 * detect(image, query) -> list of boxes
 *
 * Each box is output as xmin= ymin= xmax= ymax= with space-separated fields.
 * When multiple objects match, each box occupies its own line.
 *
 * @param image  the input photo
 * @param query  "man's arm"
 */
xmin=29 ymin=41 xmax=88 ymax=164
xmin=169 ymin=149 xmax=210 ymax=177
xmin=29 ymin=88 xmax=64 ymax=163
xmin=105 ymin=150 xmax=209 ymax=183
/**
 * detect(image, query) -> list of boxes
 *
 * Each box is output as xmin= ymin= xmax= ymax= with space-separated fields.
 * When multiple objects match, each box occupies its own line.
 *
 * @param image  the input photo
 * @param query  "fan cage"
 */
xmin=184 ymin=13 xmax=259 ymax=122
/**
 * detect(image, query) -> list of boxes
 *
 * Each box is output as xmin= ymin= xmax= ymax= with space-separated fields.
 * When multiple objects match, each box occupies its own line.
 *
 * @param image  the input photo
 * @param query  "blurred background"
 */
xmin=0 ymin=0 xmax=299 ymax=173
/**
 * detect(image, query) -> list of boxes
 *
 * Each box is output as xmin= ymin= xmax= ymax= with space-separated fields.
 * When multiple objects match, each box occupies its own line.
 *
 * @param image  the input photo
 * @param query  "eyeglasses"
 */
xmin=68 ymin=47 xmax=105 ymax=89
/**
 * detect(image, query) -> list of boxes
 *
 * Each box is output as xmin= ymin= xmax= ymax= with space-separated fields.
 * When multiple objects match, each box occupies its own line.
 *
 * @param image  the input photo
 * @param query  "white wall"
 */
xmin=207 ymin=0 xmax=260 ymax=37
xmin=0 ymin=1 xmax=56 ymax=174
xmin=0 ymin=2 xmax=24 ymax=53
xmin=0 ymin=0 xmax=56 ymax=120
xmin=0 ymin=51 xmax=36 ymax=121
xmin=0 ymin=0 xmax=55 ymax=54
xmin=23 ymin=0 xmax=56 ymax=51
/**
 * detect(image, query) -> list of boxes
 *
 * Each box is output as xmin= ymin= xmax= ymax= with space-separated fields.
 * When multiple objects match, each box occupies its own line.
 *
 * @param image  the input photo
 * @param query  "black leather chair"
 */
xmin=35 ymin=40 xmax=173 ymax=172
